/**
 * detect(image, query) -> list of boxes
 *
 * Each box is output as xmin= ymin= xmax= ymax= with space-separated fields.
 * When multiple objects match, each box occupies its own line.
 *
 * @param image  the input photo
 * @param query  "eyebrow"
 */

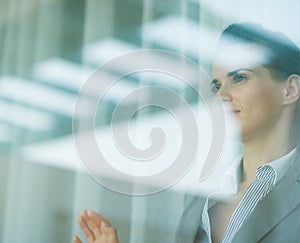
xmin=211 ymin=68 xmax=255 ymax=84
xmin=227 ymin=68 xmax=254 ymax=77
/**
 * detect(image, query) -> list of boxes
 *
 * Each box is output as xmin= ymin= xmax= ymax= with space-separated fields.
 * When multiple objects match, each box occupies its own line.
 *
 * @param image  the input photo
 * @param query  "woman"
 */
xmin=73 ymin=23 xmax=300 ymax=243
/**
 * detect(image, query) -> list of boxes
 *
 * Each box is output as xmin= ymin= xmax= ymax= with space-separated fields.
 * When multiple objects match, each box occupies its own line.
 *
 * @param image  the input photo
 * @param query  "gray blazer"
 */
xmin=175 ymin=152 xmax=300 ymax=243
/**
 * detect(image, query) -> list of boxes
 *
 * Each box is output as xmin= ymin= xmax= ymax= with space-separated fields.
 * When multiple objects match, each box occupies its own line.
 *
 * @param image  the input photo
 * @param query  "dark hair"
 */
xmin=216 ymin=22 xmax=300 ymax=131
xmin=216 ymin=22 xmax=300 ymax=80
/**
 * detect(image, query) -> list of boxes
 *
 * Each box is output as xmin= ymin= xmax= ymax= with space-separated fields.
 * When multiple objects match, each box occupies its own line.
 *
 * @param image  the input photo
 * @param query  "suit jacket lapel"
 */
xmin=233 ymin=152 xmax=300 ymax=242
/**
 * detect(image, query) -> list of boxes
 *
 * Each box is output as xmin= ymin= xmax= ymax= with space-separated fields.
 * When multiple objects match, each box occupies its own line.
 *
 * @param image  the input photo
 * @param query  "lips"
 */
xmin=224 ymin=108 xmax=240 ymax=112
xmin=222 ymin=103 xmax=240 ymax=115
xmin=224 ymin=109 xmax=240 ymax=116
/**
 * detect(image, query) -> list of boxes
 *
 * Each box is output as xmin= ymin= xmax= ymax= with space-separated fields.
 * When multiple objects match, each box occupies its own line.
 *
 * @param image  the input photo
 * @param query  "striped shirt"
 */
xmin=199 ymin=147 xmax=298 ymax=243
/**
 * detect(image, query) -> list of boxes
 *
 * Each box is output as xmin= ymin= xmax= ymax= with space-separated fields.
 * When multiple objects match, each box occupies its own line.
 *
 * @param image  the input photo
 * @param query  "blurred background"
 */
xmin=0 ymin=0 xmax=300 ymax=242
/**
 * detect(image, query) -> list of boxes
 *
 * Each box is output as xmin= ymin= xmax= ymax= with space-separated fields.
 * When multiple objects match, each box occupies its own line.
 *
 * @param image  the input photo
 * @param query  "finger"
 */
xmin=86 ymin=218 xmax=101 ymax=238
xmin=78 ymin=215 xmax=95 ymax=242
xmin=73 ymin=235 xmax=82 ymax=243
xmin=101 ymin=221 xmax=110 ymax=230
xmin=103 ymin=226 xmax=117 ymax=236
xmin=80 ymin=210 xmax=89 ymax=221
xmin=87 ymin=210 xmax=111 ymax=228
xmin=101 ymin=222 xmax=119 ymax=242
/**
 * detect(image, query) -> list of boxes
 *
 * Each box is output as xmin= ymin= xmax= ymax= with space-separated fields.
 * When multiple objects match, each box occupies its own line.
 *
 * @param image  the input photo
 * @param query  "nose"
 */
xmin=217 ymin=85 xmax=233 ymax=102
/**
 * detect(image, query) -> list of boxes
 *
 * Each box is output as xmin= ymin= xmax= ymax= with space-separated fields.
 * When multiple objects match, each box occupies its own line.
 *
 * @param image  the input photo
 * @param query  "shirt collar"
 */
xmin=220 ymin=154 xmax=243 ymax=194
xmin=265 ymin=147 xmax=298 ymax=184
xmin=219 ymin=147 xmax=298 ymax=193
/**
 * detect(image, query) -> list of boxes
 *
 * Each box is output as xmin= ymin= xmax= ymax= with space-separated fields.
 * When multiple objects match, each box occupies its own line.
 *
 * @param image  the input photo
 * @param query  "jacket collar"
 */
xmin=232 ymin=147 xmax=300 ymax=242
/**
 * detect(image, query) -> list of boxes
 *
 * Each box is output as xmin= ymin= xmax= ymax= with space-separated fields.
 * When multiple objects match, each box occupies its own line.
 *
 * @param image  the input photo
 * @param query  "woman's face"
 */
xmin=211 ymin=44 xmax=286 ymax=142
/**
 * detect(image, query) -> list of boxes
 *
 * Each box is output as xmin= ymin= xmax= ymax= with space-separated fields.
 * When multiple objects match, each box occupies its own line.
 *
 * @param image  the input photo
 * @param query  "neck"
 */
xmin=242 ymin=122 xmax=294 ymax=183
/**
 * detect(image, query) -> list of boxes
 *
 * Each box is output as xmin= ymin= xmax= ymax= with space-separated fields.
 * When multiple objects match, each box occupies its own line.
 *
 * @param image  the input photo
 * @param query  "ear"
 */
xmin=282 ymin=74 xmax=300 ymax=105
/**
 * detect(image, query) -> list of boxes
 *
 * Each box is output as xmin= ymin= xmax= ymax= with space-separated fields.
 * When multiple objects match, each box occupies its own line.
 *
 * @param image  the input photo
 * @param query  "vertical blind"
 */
xmin=0 ymin=0 xmax=299 ymax=242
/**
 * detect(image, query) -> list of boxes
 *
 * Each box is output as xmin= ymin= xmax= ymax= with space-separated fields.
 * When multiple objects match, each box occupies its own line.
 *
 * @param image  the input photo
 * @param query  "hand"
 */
xmin=73 ymin=210 xmax=119 ymax=243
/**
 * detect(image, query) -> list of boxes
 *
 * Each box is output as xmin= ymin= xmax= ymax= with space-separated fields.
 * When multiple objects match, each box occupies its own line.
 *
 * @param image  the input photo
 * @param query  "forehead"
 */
xmin=212 ymin=44 xmax=270 ymax=73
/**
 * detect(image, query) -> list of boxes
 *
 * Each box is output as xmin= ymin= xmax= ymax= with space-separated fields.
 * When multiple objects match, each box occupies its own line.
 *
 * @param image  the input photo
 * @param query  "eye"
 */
xmin=210 ymin=80 xmax=221 ymax=93
xmin=233 ymin=73 xmax=248 ymax=85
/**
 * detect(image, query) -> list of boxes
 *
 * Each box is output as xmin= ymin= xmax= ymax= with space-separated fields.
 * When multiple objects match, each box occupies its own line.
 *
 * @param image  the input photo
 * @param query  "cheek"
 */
xmin=238 ymin=86 xmax=282 ymax=124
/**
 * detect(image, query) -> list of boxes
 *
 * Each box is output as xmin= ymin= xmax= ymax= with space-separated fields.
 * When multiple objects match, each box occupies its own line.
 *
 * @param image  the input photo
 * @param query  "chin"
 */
xmin=240 ymin=128 xmax=259 ymax=143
